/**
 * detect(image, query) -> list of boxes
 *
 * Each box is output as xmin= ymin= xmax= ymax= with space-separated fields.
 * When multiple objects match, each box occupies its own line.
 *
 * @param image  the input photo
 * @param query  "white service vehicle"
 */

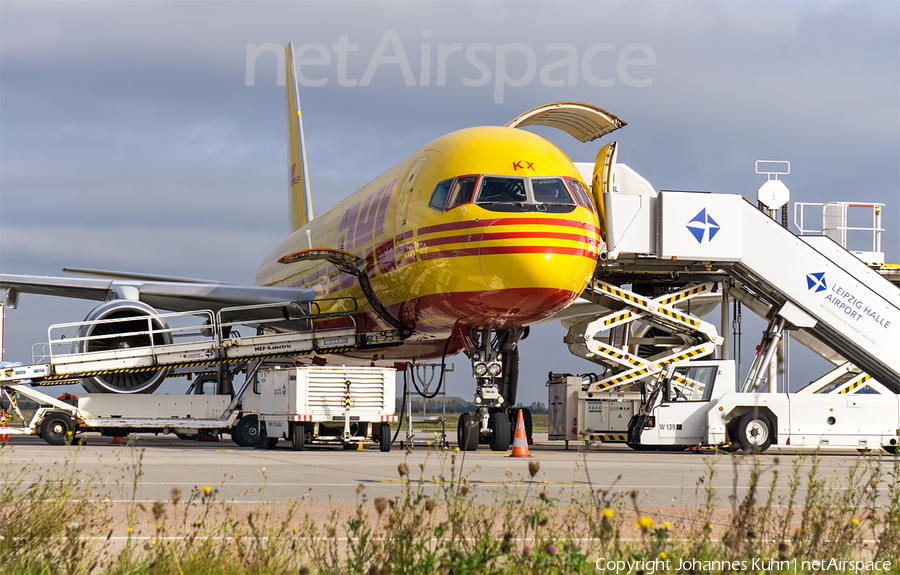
xmin=632 ymin=360 xmax=900 ymax=453
xmin=550 ymin=360 xmax=900 ymax=453
xmin=258 ymin=365 xmax=397 ymax=451
xmin=0 ymin=371 xmax=265 ymax=446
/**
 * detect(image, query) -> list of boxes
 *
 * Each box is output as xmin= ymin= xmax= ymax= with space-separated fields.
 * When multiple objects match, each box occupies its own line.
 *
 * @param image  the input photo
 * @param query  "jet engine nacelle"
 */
xmin=73 ymin=300 xmax=173 ymax=394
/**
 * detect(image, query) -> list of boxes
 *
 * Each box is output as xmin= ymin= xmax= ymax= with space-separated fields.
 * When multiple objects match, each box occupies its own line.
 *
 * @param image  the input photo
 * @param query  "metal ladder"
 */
xmin=400 ymin=363 xmax=452 ymax=449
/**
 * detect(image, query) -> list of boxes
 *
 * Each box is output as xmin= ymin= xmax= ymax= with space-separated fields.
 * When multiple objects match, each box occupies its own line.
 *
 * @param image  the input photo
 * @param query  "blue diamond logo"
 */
xmin=685 ymin=208 xmax=720 ymax=244
xmin=806 ymin=272 xmax=827 ymax=293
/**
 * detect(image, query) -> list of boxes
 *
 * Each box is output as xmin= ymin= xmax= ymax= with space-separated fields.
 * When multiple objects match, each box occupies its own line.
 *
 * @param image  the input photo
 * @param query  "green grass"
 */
xmin=1 ymin=442 xmax=899 ymax=574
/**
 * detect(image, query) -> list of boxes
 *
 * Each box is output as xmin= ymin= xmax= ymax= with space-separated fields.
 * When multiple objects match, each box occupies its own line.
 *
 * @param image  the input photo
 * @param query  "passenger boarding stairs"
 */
xmin=595 ymin=189 xmax=900 ymax=393
xmin=0 ymin=298 xmax=400 ymax=387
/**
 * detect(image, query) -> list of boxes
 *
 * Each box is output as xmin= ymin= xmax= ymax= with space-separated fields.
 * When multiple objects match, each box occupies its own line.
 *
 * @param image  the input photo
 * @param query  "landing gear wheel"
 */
xmin=489 ymin=411 xmax=511 ymax=452
xmin=379 ymin=422 xmax=392 ymax=453
xmin=232 ymin=415 xmax=264 ymax=448
xmin=41 ymin=412 xmax=75 ymax=446
xmin=737 ymin=412 xmax=773 ymax=454
xmin=291 ymin=424 xmax=305 ymax=451
xmin=176 ymin=433 xmax=199 ymax=441
xmin=457 ymin=413 xmax=479 ymax=451
xmin=264 ymin=437 xmax=278 ymax=449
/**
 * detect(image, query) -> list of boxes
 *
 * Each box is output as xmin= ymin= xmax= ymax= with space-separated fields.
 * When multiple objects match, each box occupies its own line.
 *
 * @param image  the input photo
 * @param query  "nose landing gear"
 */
xmin=457 ymin=328 xmax=529 ymax=452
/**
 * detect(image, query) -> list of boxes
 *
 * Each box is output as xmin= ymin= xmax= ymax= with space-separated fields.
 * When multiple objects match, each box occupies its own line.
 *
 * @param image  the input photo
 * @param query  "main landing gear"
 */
xmin=456 ymin=328 xmax=532 ymax=452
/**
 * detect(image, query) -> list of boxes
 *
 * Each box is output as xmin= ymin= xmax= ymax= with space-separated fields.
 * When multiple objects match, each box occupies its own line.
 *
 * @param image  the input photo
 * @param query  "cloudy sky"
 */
xmin=1 ymin=1 xmax=898 ymax=404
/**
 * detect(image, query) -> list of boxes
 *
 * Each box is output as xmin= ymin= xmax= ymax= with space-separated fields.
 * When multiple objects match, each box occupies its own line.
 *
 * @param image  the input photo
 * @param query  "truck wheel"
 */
xmin=291 ymin=424 xmax=305 ymax=451
xmin=176 ymin=433 xmax=199 ymax=441
xmin=883 ymin=445 xmax=898 ymax=455
xmin=489 ymin=411 xmax=511 ymax=452
xmin=41 ymin=412 xmax=75 ymax=446
xmin=737 ymin=412 xmax=773 ymax=454
xmin=379 ymin=422 xmax=392 ymax=453
xmin=232 ymin=415 xmax=263 ymax=448
xmin=457 ymin=413 xmax=479 ymax=451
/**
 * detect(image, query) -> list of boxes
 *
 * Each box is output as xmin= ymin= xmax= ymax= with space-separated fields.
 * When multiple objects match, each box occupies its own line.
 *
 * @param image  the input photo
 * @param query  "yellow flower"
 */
xmin=201 ymin=486 xmax=211 ymax=494
xmin=637 ymin=516 xmax=653 ymax=529
xmin=127 ymin=527 xmax=132 ymax=533
xmin=851 ymin=517 xmax=860 ymax=526
xmin=660 ymin=552 xmax=667 ymax=560
xmin=602 ymin=508 xmax=614 ymax=519
xmin=663 ymin=521 xmax=671 ymax=530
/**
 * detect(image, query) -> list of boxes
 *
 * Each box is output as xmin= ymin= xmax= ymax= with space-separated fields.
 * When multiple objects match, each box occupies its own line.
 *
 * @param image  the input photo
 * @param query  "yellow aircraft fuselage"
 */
xmin=254 ymin=126 xmax=600 ymax=362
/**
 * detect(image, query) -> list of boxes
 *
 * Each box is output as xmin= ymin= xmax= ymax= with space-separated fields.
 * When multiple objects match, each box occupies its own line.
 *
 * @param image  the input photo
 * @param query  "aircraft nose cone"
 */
xmin=469 ymin=217 xmax=596 ymax=325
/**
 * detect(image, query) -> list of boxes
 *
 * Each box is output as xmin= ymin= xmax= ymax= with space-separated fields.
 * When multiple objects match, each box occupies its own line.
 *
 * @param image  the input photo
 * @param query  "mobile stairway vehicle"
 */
xmin=550 ymin=158 xmax=900 ymax=451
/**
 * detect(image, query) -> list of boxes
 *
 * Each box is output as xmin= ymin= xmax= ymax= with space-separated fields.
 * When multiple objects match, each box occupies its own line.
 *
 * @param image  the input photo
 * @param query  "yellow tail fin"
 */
xmin=285 ymin=42 xmax=313 ymax=231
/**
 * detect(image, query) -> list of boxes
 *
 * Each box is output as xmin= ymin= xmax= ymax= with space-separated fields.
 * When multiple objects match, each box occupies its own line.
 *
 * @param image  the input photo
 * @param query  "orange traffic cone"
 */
xmin=509 ymin=409 xmax=532 ymax=458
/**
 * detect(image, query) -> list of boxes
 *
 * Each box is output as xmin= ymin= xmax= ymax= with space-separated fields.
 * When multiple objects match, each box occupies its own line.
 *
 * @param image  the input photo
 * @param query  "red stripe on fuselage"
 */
xmin=418 ymin=217 xmax=600 ymax=238
xmin=418 ymin=230 xmax=596 ymax=249
xmin=419 ymin=245 xmax=596 ymax=261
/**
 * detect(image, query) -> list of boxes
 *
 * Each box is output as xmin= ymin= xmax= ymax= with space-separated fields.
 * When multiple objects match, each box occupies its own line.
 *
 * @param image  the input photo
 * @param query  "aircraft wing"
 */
xmin=0 ymin=272 xmax=316 ymax=313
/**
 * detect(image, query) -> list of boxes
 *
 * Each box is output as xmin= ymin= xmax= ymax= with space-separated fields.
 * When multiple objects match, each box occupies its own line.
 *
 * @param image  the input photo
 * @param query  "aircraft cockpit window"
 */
xmin=428 ymin=179 xmax=454 ymax=211
xmin=446 ymin=175 xmax=480 ymax=209
xmin=532 ymin=178 xmax=576 ymax=205
xmin=565 ymin=178 xmax=595 ymax=213
xmin=476 ymin=177 xmax=527 ymax=204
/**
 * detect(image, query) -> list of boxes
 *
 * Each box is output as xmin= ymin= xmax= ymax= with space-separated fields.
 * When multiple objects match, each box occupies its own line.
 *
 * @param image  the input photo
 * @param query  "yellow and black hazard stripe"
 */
xmin=656 ymin=306 xmax=701 ymax=328
xmin=660 ymin=347 xmax=709 ymax=365
xmin=596 ymin=282 xmax=651 ymax=307
xmin=593 ymin=341 xmax=644 ymax=367
xmin=32 ymin=379 xmax=81 ymax=387
xmin=658 ymin=284 xmax=710 ymax=305
xmin=594 ymin=366 xmax=654 ymax=389
xmin=588 ymin=434 xmax=628 ymax=442
xmin=602 ymin=310 xmax=635 ymax=327
xmin=597 ymin=282 xmax=702 ymax=330
xmin=318 ymin=346 xmax=356 ymax=353
xmin=838 ymin=374 xmax=871 ymax=394
xmin=38 ymin=352 xmax=293 ymax=383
